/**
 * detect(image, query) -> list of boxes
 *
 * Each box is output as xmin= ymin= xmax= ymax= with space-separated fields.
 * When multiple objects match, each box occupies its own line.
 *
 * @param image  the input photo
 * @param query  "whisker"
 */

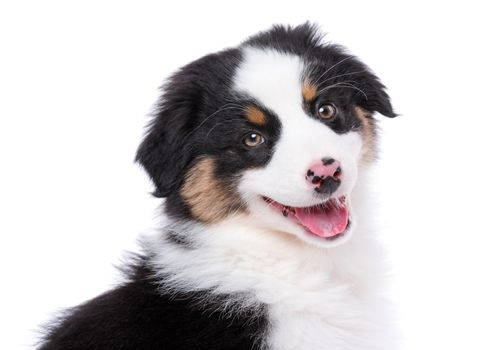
xmin=189 ymin=104 xmax=245 ymax=137
xmin=310 ymin=55 xmax=356 ymax=87
xmin=316 ymin=80 xmax=359 ymax=94
xmin=203 ymin=118 xmax=245 ymax=144
xmin=316 ymin=81 xmax=346 ymax=94
xmin=332 ymin=84 xmax=368 ymax=100
xmin=316 ymin=82 xmax=368 ymax=100
xmin=316 ymin=70 xmax=366 ymax=88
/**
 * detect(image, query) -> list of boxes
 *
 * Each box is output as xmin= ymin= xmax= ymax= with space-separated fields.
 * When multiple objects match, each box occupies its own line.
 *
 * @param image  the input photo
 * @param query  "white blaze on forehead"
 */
xmin=234 ymin=48 xmax=304 ymax=115
xmin=233 ymin=47 xmax=362 ymax=210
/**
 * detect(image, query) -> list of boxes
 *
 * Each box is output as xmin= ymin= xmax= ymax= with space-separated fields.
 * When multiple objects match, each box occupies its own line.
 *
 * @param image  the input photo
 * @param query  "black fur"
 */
xmin=39 ymin=258 xmax=268 ymax=350
xmin=166 ymin=230 xmax=194 ymax=248
xmin=135 ymin=49 xmax=243 ymax=199
xmin=244 ymin=22 xmax=325 ymax=56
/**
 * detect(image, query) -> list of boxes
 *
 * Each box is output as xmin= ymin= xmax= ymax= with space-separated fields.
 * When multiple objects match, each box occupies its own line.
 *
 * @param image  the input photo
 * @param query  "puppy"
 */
xmin=39 ymin=23 xmax=398 ymax=350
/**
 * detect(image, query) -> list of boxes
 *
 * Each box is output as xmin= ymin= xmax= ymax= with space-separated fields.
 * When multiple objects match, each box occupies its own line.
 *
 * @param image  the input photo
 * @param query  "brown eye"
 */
xmin=243 ymin=132 xmax=265 ymax=147
xmin=317 ymin=103 xmax=337 ymax=120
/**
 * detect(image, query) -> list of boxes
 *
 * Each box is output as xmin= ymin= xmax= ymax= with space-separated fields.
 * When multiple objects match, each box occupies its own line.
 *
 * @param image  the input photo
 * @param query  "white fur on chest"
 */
xmin=263 ymin=250 xmax=395 ymax=350
xmin=146 ymin=200 xmax=397 ymax=350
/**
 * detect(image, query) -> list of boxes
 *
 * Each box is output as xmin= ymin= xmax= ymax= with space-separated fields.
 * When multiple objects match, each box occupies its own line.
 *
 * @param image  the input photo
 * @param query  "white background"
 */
xmin=1 ymin=1 xmax=489 ymax=349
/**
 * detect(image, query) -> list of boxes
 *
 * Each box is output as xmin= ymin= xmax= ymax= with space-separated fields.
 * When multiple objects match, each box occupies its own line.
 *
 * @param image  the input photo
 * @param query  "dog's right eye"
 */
xmin=243 ymin=132 xmax=265 ymax=148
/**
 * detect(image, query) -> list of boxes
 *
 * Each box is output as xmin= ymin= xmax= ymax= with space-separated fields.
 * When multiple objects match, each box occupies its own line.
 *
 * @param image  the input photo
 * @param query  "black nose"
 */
xmin=314 ymin=176 xmax=341 ymax=195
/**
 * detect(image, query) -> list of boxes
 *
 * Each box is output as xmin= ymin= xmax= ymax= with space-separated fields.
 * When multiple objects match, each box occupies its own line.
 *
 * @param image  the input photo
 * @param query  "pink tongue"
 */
xmin=294 ymin=204 xmax=349 ymax=238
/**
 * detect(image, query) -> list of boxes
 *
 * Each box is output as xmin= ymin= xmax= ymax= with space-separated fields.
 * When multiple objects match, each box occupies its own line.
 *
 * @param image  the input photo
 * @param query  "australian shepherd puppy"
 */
xmin=40 ymin=23 xmax=399 ymax=350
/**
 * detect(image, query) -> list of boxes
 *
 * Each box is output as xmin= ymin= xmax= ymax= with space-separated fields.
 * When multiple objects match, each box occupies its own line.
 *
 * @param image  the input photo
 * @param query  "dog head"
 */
xmin=136 ymin=23 xmax=396 ymax=247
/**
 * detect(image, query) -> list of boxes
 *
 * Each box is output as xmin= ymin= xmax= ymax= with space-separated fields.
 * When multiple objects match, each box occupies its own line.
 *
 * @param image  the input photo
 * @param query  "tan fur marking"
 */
xmin=246 ymin=106 xmax=266 ymax=125
xmin=355 ymin=106 xmax=377 ymax=163
xmin=302 ymin=80 xmax=317 ymax=102
xmin=180 ymin=157 xmax=244 ymax=223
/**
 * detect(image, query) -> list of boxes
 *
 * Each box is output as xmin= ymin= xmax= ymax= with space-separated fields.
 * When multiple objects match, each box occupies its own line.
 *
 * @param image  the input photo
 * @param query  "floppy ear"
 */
xmin=136 ymin=73 xmax=200 ymax=198
xmin=356 ymin=71 xmax=397 ymax=118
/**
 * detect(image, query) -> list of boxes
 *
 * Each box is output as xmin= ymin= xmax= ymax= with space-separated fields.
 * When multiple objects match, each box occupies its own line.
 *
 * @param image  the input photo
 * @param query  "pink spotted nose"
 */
xmin=306 ymin=158 xmax=342 ymax=195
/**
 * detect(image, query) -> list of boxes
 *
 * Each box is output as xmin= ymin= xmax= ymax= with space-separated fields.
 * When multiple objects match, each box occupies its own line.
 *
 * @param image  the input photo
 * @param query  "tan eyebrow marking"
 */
xmin=245 ymin=106 xmax=266 ymax=125
xmin=302 ymin=80 xmax=317 ymax=102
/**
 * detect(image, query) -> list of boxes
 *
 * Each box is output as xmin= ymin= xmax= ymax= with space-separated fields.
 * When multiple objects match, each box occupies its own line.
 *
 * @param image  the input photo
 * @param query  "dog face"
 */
xmin=137 ymin=24 xmax=396 ymax=247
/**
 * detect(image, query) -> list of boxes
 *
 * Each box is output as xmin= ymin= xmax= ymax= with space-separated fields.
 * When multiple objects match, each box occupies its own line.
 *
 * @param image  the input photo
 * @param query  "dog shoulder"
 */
xmin=39 ymin=263 xmax=268 ymax=350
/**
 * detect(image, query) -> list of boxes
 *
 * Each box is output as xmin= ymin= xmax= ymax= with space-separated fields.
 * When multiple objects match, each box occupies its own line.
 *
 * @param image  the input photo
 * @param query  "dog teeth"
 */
xmin=282 ymin=206 xmax=296 ymax=216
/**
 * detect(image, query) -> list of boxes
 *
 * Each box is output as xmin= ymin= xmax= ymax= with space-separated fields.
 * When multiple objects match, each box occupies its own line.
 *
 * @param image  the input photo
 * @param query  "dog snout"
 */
xmin=306 ymin=158 xmax=342 ymax=195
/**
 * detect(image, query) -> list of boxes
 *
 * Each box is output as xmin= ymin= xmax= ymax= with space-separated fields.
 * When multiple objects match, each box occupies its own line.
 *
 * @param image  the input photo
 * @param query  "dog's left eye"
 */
xmin=243 ymin=132 xmax=265 ymax=148
xmin=317 ymin=103 xmax=337 ymax=120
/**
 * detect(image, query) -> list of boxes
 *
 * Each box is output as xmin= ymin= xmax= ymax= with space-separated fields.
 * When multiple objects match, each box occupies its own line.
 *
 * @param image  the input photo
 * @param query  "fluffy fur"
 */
xmin=39 ymin=23 xmax=398 ymax=350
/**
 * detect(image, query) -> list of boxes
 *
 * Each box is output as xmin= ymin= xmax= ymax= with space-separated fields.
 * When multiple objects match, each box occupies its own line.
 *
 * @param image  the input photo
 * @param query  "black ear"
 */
xmin=136 ymin=72 xmax=200 ymax=198
xmin=356 ymin=70 xmax=397 ymax=118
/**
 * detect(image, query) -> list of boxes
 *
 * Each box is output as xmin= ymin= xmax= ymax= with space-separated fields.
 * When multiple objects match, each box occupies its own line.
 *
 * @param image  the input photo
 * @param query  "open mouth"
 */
xmin=262 ymin=196 xmax=350 ymax=240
